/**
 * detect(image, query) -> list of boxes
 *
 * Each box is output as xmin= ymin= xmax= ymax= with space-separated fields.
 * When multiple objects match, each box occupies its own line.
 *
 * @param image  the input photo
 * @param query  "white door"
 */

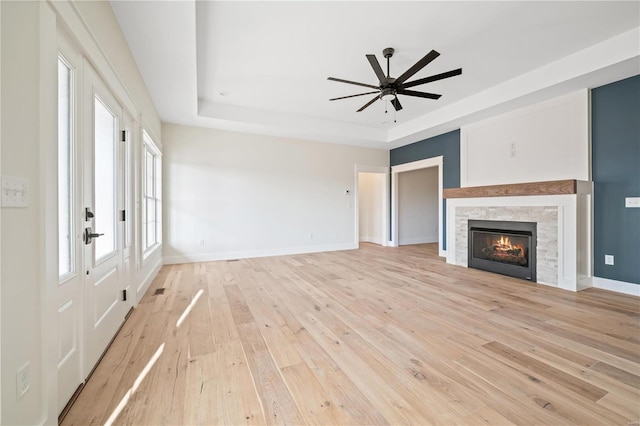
xmin=82 ymin=60 xmax=127 ymax=374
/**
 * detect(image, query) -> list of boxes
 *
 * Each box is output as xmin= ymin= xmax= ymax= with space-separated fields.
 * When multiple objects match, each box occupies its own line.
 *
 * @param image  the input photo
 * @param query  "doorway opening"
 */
xmin=397 ymin=167 xmax=439 ymax=246
xmin=391 ymin=156 xmax=444 ymax=256
xmin=355 ymin=166 xmax=389 ymax=247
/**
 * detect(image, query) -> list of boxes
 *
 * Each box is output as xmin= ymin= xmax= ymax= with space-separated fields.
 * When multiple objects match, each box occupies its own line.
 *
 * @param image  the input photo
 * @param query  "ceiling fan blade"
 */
xmin=397 ymin=89 xmax=441 ymax=99
xmin=366 ymin=54 xmax=387 ymax=84
xmin=390 ymin=97 xmax=403 ymax=111
xmin=396 ymin=50 xmax=440 ymax=84
xmin=357 ymin=95 xmax=380 ymax=112
xmin=403 ymin=68 xmax=462 ymax=88
xmin=329 ymin=91 xmax=379 ymax=101
xmin=328 ymin=77 xmax=379 ymax=90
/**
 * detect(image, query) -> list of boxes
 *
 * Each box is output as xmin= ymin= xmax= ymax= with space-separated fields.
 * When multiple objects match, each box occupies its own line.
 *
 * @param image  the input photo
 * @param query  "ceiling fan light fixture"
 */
xmin=380 ymin=89 xmax=395 ymax=102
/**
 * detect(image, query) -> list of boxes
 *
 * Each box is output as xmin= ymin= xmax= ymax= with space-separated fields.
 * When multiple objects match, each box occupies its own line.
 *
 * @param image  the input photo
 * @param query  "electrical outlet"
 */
xmin=510 ymin=142 xmax=517 ymax=158
xmin=17 ymin=362 xmax=30 ymax=399
xmin=625 ymin=197 xmax=640 ymax=208
xmin=199 ymin=239 xmax=205 ymax=246
xmin=604 ymin=255 xmax=614 ymax=266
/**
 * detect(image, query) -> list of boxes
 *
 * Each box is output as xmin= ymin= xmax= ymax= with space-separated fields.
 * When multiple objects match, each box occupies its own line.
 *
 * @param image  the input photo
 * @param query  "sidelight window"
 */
xmin=58 ymin=56 xmax=74 ymax=278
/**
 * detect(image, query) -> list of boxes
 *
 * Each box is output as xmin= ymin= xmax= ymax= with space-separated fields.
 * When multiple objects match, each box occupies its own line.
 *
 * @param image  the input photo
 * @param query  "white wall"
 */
xmin=163 ymin=123 xmax=388 ymax=263
xmin=1 ymin=3 xmax=45 ymax=422
xmin=397 ymin=167 xmax=439 ymax=245
xmin=358 ymin=172 xmax=385 ymax=244
xmin=461 ymin=90 xmax=590 ymax=187
xmin=1 ymin=1 xmax=162 ymax=424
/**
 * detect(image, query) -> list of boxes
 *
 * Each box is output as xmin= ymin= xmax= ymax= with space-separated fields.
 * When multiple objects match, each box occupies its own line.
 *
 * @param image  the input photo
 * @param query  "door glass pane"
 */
xmin=94 ymin=96 xmax=116 ymax=260
xmin=124 ymin=130 xmax=131 ymax=247
xmin=58 ymin=58 xmax=73 ymax=276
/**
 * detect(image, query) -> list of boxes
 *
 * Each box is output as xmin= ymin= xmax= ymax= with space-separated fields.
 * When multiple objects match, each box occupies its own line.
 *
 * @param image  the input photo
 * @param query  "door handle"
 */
xmin=83 ymin=227 xmax=104 ymax=245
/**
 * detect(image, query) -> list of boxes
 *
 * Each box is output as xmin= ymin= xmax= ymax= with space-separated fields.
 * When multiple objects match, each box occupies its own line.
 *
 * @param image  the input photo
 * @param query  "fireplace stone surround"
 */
xmin=444 ymin=180 xmax=592 ymax=292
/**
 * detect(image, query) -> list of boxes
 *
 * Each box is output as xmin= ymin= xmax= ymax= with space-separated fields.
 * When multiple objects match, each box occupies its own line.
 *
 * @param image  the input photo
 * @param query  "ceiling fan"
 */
xmin=328 ymin=47 xmax=462 ymax=113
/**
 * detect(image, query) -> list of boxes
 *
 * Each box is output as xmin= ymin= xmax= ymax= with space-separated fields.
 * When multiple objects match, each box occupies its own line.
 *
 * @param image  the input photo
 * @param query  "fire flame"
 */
xmin=493 ymin=235 xmax=525 ymax=258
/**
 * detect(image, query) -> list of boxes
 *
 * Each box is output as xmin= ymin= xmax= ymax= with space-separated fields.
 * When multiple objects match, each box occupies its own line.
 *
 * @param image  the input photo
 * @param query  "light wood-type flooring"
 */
xmin=62 ymin=243 xmax=640 ymax=425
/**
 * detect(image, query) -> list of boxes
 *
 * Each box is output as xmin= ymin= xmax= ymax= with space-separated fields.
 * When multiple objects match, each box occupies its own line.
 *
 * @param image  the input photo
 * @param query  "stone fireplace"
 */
xmin=444 ymin=180 xmax=592 ymax=292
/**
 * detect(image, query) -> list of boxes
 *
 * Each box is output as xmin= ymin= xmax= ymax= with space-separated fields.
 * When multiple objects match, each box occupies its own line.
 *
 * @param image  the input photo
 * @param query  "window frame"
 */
xmin=58 ymin=53 xmax=77 ymax=282
xmin=141 ymin=130 xmax=162 ymax=259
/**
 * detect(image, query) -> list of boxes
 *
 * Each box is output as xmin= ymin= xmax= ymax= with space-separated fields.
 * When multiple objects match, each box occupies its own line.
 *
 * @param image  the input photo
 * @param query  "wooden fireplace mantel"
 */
xmin=443 ymin=179 xmax=579 ymax=199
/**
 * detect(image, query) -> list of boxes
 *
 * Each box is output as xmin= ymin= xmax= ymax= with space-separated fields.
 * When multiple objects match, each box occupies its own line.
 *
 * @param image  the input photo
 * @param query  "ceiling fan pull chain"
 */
xmin=394 ymin=99 xmax=397 ymax=123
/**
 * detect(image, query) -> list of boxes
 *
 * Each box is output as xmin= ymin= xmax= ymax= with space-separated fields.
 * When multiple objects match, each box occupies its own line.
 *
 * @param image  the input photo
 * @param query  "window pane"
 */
xmin=58 ymin=58 xmax=73 ymax=276
xmin=145 ymin=149 xmax=154 ymax=197
xmin=146 ymin=198 xmax=155 ymax=226
xmin=94 ymin=97 xmax=116 ymax=260
xmin=147 ymin=222 xmax=156 ymax=248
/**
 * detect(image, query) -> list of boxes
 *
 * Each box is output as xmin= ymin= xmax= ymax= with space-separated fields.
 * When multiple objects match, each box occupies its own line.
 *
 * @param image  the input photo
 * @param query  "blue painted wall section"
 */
xmin=390 ymin=130 xmax=461 ymax=250
xmin=592 ymin=74 xmax=640 ymax=285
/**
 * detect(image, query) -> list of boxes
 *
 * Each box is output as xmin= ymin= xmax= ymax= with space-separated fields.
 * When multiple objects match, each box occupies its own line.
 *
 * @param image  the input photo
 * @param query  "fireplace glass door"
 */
xmin=468 ymin=220 xmax=536 ymax=282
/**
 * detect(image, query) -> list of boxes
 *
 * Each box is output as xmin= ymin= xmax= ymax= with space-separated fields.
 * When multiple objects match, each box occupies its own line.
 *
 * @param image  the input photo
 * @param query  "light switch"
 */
xmin=604 ymin=255 xmax=614 ymax=266
xmin=625 ymin=197 xmax=640 ymax=208
xmin=1 ymin=176 xmax=29 ymax=208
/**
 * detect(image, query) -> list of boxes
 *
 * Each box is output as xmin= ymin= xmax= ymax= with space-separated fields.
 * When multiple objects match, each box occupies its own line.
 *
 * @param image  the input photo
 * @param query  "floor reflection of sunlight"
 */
xmin=103 ymin=288 xmax=204 ymax=424
xmin=176 ymin=288 xmax=204 ymax=328
xmin=104 ymin=342 xmax=165 ymax=426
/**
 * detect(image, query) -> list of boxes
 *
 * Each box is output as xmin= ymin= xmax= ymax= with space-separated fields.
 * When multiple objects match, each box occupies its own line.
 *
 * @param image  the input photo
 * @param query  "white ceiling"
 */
xmin=111 ymin=1 xmax=640 ymax=149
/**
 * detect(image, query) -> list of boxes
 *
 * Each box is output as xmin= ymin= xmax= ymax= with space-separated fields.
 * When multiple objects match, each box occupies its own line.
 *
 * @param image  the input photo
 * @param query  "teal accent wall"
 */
xmin=592 ymin=74 xmax=640 ymax=285
xmin=390 ymin=130 xmax=461 ymax=250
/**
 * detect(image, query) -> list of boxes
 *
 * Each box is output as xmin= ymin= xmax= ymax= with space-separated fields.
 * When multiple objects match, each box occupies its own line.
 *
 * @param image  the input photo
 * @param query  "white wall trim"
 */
xmin=163 ymin=243 xmax=358 ymax=265
xmin=137 ymin=256 xmax=163 ymax=300
xmin=391 ymin=156 xmax=445 ymax=256
xmin=593 ymin=277 xmax=640 ymax=297
xmin=398 ymin=236 xmax=438 ymax=246
xmin=354 ymin=164 xmax=389 ymax=248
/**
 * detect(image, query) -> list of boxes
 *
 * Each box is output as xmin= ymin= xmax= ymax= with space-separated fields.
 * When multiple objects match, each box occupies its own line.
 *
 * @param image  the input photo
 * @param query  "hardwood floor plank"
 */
xmin=280 ymin=362 xmax=357 ymax=425
xmin=236 ymin=320 xmax=306 ymax=425
xmin=591 ymin=361 xmax=640 ymax=389
xmin=62 ymin=243 xmax=640 ymax=425
xmin=483 ymin=341 xmax=608 ymax=401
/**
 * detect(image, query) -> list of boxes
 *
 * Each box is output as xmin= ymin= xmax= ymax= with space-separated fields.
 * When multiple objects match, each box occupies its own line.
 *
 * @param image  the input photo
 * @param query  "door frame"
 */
xmin=354 ymin=165 xmax=390 ymax=247
xmin=391 ymin=156 xmax=445 ymax=256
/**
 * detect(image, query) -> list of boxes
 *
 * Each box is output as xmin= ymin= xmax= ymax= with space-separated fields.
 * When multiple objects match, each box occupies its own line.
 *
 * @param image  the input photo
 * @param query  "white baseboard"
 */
xmin=592 ymin=276 xmax=640 ymax=297
xmin=398 ymin=235 xmax=438 ymax=246
xmin=163 ymin=243 xmax=358 ymax=265
xmin=360 ymin=236 xmax=384 ymax=245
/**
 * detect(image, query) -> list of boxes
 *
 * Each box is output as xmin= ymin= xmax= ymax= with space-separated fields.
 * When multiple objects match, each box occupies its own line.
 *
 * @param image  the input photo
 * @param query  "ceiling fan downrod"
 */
xmin=383 ymin=47 xmax=394 ymax=79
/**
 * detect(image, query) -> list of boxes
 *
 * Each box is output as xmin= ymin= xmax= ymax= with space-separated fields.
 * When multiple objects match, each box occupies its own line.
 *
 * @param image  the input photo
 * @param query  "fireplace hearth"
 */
xmin=468 ymin=219 xmax=537 ymax=281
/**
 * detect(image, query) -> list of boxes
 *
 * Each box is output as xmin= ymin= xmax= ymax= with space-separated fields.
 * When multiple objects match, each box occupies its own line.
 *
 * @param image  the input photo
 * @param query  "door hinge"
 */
xmin=121 ymin=130 xmax=127 ymax=142
xmin=120 ymin=210 xmax=126 ymax=222
xmin=122 ymin=289 xmax=127 ymax=301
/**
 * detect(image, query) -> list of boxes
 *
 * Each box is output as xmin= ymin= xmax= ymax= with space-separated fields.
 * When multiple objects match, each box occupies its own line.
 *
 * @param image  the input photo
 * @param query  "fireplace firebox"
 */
xmin=468 ymin=220 xmax=536 ymax=281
